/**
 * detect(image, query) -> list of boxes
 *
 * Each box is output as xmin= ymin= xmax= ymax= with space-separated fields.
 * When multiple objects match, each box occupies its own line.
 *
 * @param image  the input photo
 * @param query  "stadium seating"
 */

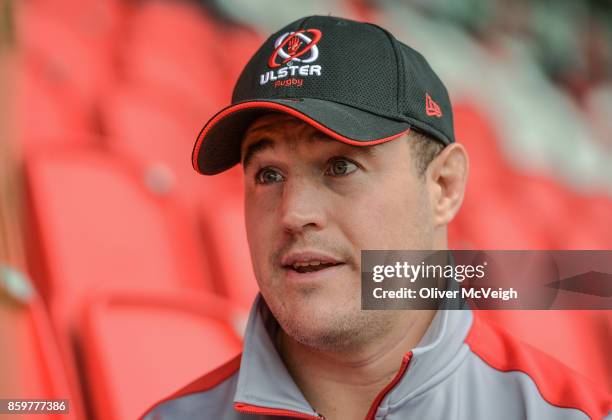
xmin=16 ymin=0 xmax=119 ymax=112
xmin=21 ymin=147 xmax=227 ymax=418
xmin=213 ymin=25 xmax=264 ymax=92
xmin=21 ymin=149 xmax=216 ymax=412
xmin=79 ymin=290 xmax=244 ymax=420
xmin=120 ymin=0 xmax=228 ymax=110
xmin=565 ymin=193 xmax=612 ymax=249
xmin=23 ymin=148 xmax=213 ymax=302
xmin=0 ymin=266 xmax=81 ymax=420
xmin=197 ymin=191 xmax=259 ymax=309
xmin=14 ymin=61 xmax=94 ymax=155
xmin=452 ymin=100 xmax=548 ymax=248
xmin=453 ymin=100 xmax=511 ymax=190
xmin=211 ymin=0 xmax=356 ymax=33
xmin=100 ymin=85 xmax=257 ymax=307
xmin=100 ymin=83 xmax=218 ymax=209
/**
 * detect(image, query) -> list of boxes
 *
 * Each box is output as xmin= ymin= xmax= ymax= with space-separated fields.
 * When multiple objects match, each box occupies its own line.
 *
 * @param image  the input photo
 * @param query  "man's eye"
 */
xmin=325 ymin=158 xmax=358 ymax=177
xmin=255 ymin=167 xmax=284 ymax=184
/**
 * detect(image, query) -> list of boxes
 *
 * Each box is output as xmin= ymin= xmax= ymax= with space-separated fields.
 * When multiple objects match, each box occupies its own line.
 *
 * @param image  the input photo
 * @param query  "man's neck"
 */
xmin=276 ymin=310 xmax=436 ymax=420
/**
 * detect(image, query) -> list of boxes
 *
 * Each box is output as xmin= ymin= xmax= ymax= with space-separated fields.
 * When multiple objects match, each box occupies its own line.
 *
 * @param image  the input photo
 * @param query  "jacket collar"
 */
xmin=233 ymin=293 xmax=473 ymax=416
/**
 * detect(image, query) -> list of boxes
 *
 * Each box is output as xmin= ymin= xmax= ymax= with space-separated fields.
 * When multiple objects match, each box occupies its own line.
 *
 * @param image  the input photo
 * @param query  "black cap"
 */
xmin=192 ymin=15 xmax=455 ymax=175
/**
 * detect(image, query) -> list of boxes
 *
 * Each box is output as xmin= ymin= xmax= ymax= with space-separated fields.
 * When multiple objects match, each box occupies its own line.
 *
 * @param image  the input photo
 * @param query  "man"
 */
xmin=143 ymin=15 xmax=611 ymax=419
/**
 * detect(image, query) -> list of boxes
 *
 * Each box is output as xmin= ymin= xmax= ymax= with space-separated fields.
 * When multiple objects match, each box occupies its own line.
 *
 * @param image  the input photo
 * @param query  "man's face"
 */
xmin=241 ymin=113 xmax=436 ymax=350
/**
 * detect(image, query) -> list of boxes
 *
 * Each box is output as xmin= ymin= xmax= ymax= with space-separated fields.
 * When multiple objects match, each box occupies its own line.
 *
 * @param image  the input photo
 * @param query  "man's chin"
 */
xmin=273 ymin=300 xmax=370 ymax=351
xmin=277 ymin=289 xmax=356 ymax=320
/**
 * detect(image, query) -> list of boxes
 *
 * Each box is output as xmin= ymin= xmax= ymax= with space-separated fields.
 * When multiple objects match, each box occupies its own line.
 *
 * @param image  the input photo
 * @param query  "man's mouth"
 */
xmin=280 ymin=250 xmax=346 ymax=278
xmin=288 ymin=261 xmax=344 ymax=273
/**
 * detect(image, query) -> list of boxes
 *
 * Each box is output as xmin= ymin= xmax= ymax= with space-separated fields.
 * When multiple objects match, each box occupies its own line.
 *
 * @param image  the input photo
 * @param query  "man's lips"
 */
xmin=287 ymin=261 xmax=344 ymax=274
xmin=280 ymin=250 xmax=345 ymax=273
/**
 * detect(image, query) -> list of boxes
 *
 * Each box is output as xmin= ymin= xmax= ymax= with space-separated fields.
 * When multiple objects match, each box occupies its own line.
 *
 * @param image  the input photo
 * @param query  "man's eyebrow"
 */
xmin=241 ymin=133 xmax=379 ymax=170
xmin=242 ymin=138 xmax=275 ymax=170
xmin=344 ymin=143 xmax=378 ymax=157
xmin=309 ymin=131 xmax=378 ymax=157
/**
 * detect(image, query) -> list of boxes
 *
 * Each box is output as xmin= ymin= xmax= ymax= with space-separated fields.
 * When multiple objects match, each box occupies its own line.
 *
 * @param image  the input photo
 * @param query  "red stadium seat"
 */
xmin=23 ymin=149 xmax=218 ymax=419
xmin=216 ymin=25 xmax=265 ymax=92
xmin=79 ymin=290 xmax=244 ymax=420
xmin=100 ymin=86 xmax=255 ymax=307
xmin=507 ymin=174 xmax=573 ymax=248
xmin=100 ymin=84 xmax=221 ymax=211
xmin=564 ymin=193 xmax=612 ymax=249
xmin=23 ymin=148 xmax=214 ymax=337
xmin=103 ymin=0 xmax=277 ymax=311
xmin=16 ymin=0 xmax=118 ymax=112
xmin=452 ymin=100 xmax=531 ymax=247
xmin=197 ymin=192 xmax=259 ymax=309
xmin=21 ymin=0 xmax=126 ymax=32
xmin=453 ymin=100 xmax=512 ymax=189
xmin=14 ymin=60 xmax=94 ymax=155
xmin=100 ymin=83 xmax=244 ymax=193
xmin=457 ymin=184 xmax=552 ymax=249
xmin=0 ymin=266 xmax=81 ymax=420
xmin=120 ymin=0 xmax=227 ymax=109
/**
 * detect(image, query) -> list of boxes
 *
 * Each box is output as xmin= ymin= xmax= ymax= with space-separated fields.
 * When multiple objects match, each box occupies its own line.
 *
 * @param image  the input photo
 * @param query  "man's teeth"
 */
xmin=292 ymin=261 xmax=327 ymax=269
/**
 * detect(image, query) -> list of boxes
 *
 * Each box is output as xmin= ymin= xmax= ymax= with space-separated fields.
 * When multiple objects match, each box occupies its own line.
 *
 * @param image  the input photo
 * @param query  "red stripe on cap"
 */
xmin=192 ymin=101 xmax=411 ymax=173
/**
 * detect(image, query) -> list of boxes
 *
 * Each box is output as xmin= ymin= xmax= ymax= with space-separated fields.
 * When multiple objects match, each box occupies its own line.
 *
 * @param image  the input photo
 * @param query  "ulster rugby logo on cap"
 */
xmin=260 ymin=29 xmax=323 ymax=87
xmin=268 ymin=29 xmax=321 ymax=67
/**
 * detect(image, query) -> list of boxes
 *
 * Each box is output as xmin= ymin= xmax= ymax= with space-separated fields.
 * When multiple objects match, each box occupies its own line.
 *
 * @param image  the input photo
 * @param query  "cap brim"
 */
xmin=192 ymin=98 xmax=412 ymax=175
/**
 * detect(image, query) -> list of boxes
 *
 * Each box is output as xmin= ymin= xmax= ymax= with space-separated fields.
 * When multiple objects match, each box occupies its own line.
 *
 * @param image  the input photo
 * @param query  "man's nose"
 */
xmin=279 ymin=177 xmax=327 ymax=235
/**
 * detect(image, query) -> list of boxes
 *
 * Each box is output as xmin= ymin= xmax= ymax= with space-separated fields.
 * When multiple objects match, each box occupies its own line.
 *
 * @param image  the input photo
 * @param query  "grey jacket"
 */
xmin=143 ymin=295 xmax=612 ymax=419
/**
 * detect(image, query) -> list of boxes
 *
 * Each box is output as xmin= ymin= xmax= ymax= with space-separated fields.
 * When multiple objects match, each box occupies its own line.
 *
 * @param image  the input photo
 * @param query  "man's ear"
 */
xmin=425 ymin=143 xmax=469 ymax=227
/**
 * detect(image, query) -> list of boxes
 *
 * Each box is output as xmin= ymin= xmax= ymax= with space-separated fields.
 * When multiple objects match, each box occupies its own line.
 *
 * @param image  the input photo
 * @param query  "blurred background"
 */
xmin=0 ymin=0 xmax=611 ymax=419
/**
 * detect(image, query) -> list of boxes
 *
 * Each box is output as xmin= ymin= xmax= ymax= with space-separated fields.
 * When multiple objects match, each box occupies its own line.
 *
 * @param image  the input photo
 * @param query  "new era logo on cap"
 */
xmin=425 ymin=93 xmax=443 ymax=118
